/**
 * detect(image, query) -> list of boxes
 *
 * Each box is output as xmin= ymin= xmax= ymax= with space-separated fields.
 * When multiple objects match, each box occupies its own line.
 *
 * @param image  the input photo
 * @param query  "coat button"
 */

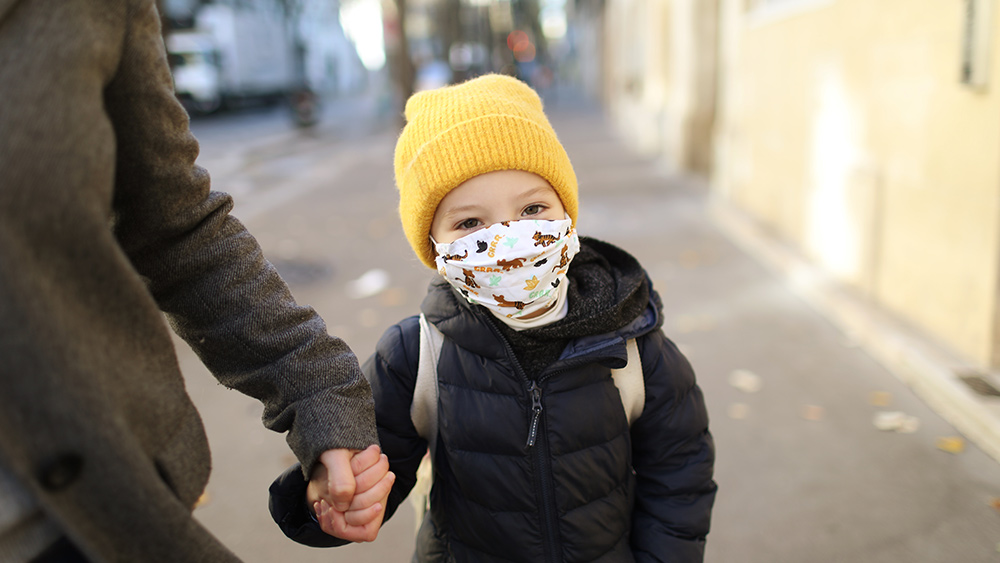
xmin=38 ymin=454 xmax=84 ymax=491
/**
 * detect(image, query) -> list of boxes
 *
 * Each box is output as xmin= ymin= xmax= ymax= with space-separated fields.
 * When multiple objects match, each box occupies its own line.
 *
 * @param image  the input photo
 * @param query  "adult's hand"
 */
xmin=307 ymin=445 xmax=394 ymax=542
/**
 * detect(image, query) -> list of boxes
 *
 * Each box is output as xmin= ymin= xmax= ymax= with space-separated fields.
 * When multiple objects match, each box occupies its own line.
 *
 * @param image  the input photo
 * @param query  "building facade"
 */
xmin=605 ymin=0 xmax=1000 ymax=372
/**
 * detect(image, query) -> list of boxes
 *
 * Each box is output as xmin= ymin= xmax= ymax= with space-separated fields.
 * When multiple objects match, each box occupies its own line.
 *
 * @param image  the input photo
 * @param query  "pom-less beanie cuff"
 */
xmin=394 ymin=74 xmax=579 ymax=268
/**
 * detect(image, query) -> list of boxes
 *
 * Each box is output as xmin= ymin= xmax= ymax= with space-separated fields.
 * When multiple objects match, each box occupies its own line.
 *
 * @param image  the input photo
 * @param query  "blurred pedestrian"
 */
xmin=0 ymin=0 xmax=391 ymax=561
xmin=270 ymin=74 xmax=716 ymax=561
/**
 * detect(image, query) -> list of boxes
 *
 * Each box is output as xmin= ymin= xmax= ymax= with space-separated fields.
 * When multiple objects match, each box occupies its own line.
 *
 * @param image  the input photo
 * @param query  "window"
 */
xmin=960 ymin=0 xmax=995 ymax=89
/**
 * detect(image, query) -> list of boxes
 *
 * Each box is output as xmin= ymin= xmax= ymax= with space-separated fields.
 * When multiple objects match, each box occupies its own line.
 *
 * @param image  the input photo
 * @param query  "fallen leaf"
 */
xmin=873 ymin=411 xmax=920 ymax=433
xmin=379 ymin=287 xmax=406 ymax=307
xmin=194 ymin=491 xmax=211 ymax=509
xmin=869 ymin=391 xmax=892 ymax=407
xmin=727 ymin=403 xmax=750 ymax=420
xmin=898 ymin=417 xmax=920 ymax=433
xmin=988 ymin=497 xmax=1000 ymax=513
xmin=346 ymin=268 xmax=390 ymax=299
xmin=800 ymin=405 xmax=825 ymax=421
xmin=728 ymin=369 xmax=763 ymax=393
xmin=935 ymin=436 xmax=966 ymax=454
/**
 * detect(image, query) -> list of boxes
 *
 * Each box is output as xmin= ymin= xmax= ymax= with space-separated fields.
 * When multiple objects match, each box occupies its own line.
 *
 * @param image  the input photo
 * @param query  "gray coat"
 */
xmin=0 ymin=0 xmax=377 ymax=560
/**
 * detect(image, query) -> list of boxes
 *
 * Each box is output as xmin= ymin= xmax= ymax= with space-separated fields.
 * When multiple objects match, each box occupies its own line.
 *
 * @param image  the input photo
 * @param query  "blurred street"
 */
xmin=174 ymin=91 xmax=1000 ymax=562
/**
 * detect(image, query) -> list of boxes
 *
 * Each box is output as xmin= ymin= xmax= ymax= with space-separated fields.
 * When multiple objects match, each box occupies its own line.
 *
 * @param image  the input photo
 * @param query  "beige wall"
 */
xmin=568 ymin=0 xmax=608 ymax=101
xmin=604 ymin=0 xmax=668 ymax=154
xmin=714 ymin=0 xmax=1000 ymax=366
xmin=604 ymin=0 xmax=718 ymax=173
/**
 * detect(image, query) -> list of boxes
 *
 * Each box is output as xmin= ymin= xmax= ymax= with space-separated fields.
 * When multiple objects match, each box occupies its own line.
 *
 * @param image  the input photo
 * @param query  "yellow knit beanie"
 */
xmin=394 ymin=74 xmax=579 ymax=268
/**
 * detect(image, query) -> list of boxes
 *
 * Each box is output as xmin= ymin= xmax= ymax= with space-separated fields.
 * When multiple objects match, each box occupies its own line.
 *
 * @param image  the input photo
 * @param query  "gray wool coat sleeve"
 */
xmin=0 ymin=0 xmax=377 ymax=560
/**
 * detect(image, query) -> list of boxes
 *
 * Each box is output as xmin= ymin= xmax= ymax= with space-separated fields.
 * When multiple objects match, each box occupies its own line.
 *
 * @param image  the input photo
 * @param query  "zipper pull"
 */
xmin=526 ymin=380 xmax=543 ymax=448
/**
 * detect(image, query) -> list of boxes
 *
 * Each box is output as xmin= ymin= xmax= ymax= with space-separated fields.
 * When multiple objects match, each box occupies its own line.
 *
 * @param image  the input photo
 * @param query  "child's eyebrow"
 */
xmin=518 ymin=185 xmax=556 ymax=199
xmin=439 ymin=184 xmax=555 ymax=219
xmin=439 ymin=203 xmax=483 ymax=219
xmin=441 ymin=203 xmax=483 ymax=221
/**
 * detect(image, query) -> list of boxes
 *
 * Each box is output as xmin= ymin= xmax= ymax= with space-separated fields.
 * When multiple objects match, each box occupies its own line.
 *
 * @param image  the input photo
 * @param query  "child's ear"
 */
xmin=429 ymin=233 xmax=440 ymax=257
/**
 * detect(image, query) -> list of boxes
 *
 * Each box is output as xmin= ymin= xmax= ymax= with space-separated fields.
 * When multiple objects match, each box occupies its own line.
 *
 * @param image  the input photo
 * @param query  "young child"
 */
xmin=270 ymin=74 xmax=717 ymax=561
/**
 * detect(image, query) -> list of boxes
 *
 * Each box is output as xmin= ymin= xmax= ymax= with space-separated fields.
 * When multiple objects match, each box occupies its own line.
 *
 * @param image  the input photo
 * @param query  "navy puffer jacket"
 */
xmin=271 ymin=240 xmax=716 ymax=561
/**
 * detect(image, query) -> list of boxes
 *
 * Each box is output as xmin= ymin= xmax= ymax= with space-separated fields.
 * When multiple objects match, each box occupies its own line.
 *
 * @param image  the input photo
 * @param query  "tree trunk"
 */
xmin=384 ymin=0 xmax=416 ymax=120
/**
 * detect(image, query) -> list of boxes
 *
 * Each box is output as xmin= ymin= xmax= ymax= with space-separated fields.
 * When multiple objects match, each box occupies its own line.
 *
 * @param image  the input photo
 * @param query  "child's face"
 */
xmin=430 ymin=170 xmax=566 ymax=245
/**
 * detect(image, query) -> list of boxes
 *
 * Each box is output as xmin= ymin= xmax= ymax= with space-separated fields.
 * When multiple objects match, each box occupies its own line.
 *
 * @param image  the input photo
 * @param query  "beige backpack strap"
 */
xmin=410 ymin=314 xmax=442 ymax=531
xmin=412 ymin=313 xmax=443 ymax=452
xmin=611 ymin=338 xmax=645 ymax=426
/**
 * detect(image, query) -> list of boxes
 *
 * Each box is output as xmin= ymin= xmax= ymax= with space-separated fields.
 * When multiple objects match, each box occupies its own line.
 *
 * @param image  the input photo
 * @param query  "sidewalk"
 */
xmin=712 ymin=202 xmax=1000 ymax=466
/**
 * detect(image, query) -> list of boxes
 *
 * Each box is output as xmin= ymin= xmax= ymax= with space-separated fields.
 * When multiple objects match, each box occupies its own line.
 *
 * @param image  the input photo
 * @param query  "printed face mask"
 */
xmin=433 ymin=217 xmax=580 ymax=320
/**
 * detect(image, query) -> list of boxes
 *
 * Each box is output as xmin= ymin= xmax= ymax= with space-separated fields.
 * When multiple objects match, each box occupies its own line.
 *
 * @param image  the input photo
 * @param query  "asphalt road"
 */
xmin=176 ymin=91 xmax=1000 ymax=563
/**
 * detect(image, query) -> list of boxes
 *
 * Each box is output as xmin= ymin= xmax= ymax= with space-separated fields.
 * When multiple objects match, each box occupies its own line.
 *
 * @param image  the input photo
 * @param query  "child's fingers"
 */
xmin=353 ymin=453 xmax=390 ymax=494
xmin=315 ymin=499 xmax=386 ymax=543
xmin=348 ymin=471 xmax=395 ymax=512
xmin=342 ymin=500 xmax=386 ymax=528
xmin=350 ymin=444 xmax=382 ymax=476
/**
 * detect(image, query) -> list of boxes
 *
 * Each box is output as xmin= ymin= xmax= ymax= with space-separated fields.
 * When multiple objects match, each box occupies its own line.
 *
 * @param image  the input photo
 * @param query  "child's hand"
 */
xmin=307 ymin=445 xmax=395 ymax=542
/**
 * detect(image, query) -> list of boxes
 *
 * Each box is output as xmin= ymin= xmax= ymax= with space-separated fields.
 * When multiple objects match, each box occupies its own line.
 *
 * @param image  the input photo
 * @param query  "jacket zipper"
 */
xmin=526 ymin=380 xmax=543 ymax=447
xmin=525 ymin=378 xmax=562 ymax=563
xmin=479 ymin=313 xmax=563 ymax=562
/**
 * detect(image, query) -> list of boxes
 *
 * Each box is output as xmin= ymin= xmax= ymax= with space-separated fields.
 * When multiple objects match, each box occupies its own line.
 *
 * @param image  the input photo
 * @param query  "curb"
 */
xmin=709 ymin=199 xmax=1000 ymax=465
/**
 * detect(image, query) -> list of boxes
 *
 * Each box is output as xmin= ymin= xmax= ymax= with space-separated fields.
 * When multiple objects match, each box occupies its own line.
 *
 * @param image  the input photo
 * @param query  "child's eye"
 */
xmin=457 ymin=218 xmax=482 ymax=230
xmin=522 ymin=204 xmax=545 ymax=216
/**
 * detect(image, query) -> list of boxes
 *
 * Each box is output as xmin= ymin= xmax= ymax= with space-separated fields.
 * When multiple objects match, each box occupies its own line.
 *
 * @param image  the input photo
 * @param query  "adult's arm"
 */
xmin=105 ymin=1 xmax=377 ymax=472
xmin=0 ymin=0 xmax=374 ymax=559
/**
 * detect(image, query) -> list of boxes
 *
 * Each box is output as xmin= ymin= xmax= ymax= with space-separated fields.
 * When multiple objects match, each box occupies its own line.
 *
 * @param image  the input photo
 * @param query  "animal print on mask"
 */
xmin=496 ymin=257 xmax=526 ymax=271
xmin=532 ymin=232 xmax=560 ymax=247
xmin=493 ymin=294 xmax=526 ymax=310
xmin=442 ymin=250 xmax=468 ymax=261
xmin=553 ymin=245 xmax=571 ymax=271
xmin=458 ymin=268 xmax=479 ymax=288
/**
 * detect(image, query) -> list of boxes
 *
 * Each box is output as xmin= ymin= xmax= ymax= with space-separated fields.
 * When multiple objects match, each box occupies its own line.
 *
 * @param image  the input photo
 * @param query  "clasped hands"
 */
xmin=306 ymin=444 xmax=396 ymax=542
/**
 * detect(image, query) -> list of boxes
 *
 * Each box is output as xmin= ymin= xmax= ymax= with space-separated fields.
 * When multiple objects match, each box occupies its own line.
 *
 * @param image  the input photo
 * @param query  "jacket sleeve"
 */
xmin=629 ymin=330 xmax=717 ymax=563
xmin=268 ymin=462 xmax=351 ymax=548
xmin=103 ymin=1 xmax=376 ymax=474
xmin=268 ymin=316 xmax=429 ymax=546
